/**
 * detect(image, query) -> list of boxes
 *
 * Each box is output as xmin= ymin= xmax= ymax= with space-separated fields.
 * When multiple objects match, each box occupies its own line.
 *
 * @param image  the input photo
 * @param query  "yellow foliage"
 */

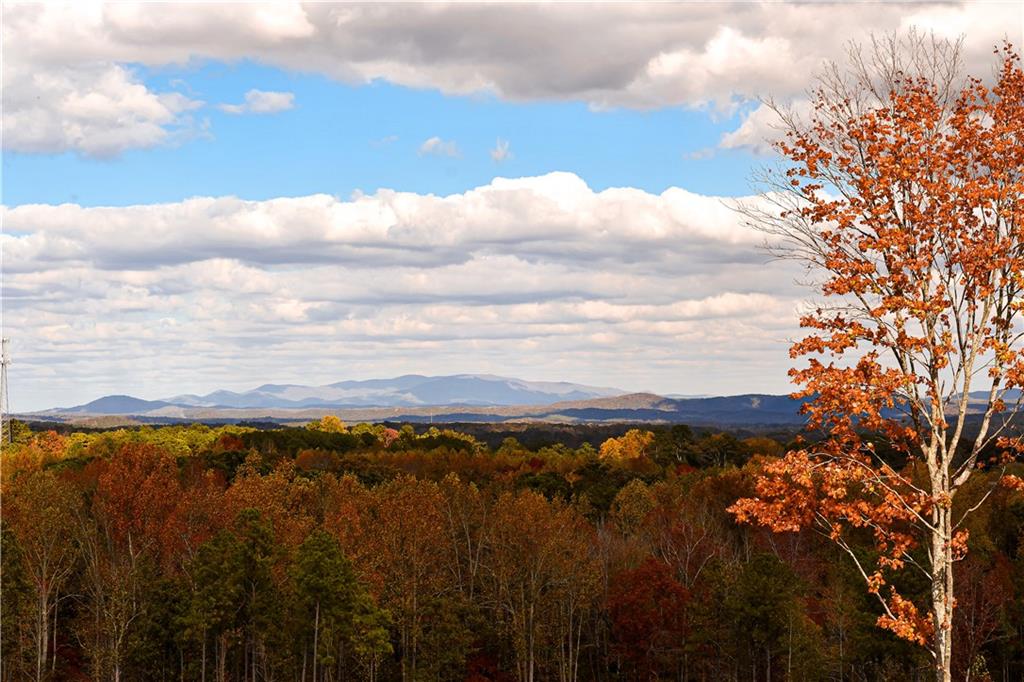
xmin=309 ymin=415 xmax=347 ymax=433
xmin=598 ymin=429 xmax=654 ymax=461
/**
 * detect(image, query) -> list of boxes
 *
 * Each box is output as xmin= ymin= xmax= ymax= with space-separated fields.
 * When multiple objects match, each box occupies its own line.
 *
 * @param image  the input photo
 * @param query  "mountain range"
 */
xmin=50 ymin=375 xmax=624 ymax=413
xmin=29 ymin=374 xmax=809 ymax=426
xmin=31 ymin=375 xmax=1018 ymax=428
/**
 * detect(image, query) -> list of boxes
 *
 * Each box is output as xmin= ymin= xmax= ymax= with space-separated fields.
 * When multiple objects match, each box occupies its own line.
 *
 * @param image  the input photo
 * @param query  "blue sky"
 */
xmin=4 ymin=60 xmax=758 ymax=208
xmin=4 ymin=2 xmax=1013 ymax=411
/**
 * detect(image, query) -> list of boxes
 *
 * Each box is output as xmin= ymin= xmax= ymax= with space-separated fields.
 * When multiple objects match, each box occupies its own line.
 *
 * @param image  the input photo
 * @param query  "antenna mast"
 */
xmin=0 ymin=338 xmax=10 ymax=444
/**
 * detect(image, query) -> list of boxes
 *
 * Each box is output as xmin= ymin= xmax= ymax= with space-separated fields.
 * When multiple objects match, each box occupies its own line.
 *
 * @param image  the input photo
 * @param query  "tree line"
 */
xmin=2 ymin=419 xmax=1022 ymax=681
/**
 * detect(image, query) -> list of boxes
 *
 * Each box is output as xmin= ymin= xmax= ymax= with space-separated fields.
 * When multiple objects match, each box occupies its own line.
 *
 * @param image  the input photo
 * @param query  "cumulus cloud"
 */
xmin=2 ymin=172 xmax=764 ymax=271
xmin=4 ymin=173 xmax=806 ymax=410
xmin=4 ymin=2 xmax=1018 ymax=155
xmin=418 ymin=136 xmax=460 ymax=157
xmin=219 ymin=89 xmax=295 ymax=115
xmin=490 ymin=138 xmax=512 ymax=162
xmin=2 ymin=61 xmax=203 ymax=157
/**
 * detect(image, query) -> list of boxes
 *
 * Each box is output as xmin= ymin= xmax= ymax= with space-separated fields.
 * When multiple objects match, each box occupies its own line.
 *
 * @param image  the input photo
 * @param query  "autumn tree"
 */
xmin=224 ymin=455 xmax=318 ymax=554
xmin=485 ymin=490 xmax=600 ymax=682
xmin=308 ymin=415 xmax=347 ymax=433
xmin=78 ymin=444 xmax=182 ymax=681
xmin=730 ymin=34 xmax=1024 ymax=681
xmin=607 ymin=558 xmax=690 ymax=679
xmin=642 ymin=479 xmax=737 ymax=591
xmin=1 ymin=523 xmax=33 ymax=681
xmin=598 ymin=429 xmax=655 ymax=464
xmin=167 ymin=467 xmax=228 ymax=572
xmin=363 ymin=476 xmax=450 ymax=681
xmin=438 ymin=474 xmax=489 ymax=603
xmin=3 ymin=469 xmax=81 ymax=681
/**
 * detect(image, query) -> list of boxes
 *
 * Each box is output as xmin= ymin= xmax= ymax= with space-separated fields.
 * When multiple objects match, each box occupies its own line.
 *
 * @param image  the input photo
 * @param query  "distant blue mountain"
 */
xmin=666 ymin=393 xmax=807 ymax=425
xmin=59 ymin=395 xmax=175 ymax=414
xmin=162 ymin=374 xmax=627 ymax=409
xmin=39 ymin=383 xmax=815 ymax=428
xmin=36 ymin=382 xmax=1023 ymax=427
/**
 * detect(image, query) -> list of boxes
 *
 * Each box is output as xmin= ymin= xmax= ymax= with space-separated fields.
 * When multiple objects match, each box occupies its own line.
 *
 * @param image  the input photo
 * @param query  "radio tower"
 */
xmin=1 ymin=338 xmax=10 ymax=445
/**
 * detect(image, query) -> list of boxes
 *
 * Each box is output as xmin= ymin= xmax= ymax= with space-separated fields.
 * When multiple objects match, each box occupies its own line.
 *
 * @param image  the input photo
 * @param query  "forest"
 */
xmin=2 ymin=418 xmax=1022 ymax=681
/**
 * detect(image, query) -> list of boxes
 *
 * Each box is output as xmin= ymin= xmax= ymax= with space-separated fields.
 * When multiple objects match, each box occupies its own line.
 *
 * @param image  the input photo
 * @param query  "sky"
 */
xmin=4 ymin=2 xmax=1023 ymax=411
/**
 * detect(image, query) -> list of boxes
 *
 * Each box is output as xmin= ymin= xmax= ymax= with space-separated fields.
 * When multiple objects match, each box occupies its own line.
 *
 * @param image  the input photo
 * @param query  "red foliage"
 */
xmin=464 ymin=651 xmax=515 ymax=682
xmin=608 ymin=558 xmax=690 ymax=672
xmin=93 ymin=443 xmax=182 ymax=558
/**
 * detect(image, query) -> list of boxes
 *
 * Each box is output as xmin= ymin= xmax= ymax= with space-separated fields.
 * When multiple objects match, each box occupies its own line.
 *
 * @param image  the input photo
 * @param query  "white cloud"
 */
xmin=490 ymin=138 xmax=512 ymax=162
xmin=418 ymin=136 xmax=460 ymax=157
xmin=4 ymin=2 xmax=1019 ymax=155
xmin=2 ymin=172 xmax=763 ymax=271
xmin=4 ymin=173 xmax=806 ymax=410
xmin=219 ymin=89 xmax=295 ymax=115
xmin=716 ymin=100 xmax=811 ymax=155
xmin=2 ymin=61 xmax=203 ymax=157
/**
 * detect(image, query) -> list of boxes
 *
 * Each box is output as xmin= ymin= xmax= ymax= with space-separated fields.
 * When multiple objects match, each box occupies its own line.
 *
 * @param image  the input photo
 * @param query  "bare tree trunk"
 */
xmin=51 ymin=588 xmax=58 ymax=673
xmin=312 ymin=602 xmax=319 ymax=682
xmin=527 ymin=602 xmax=535 ymax=682
xmin=217 ymin=634 xmax=227 ymax=682
xmin=787 ymin=615 xmax=793 ymax=679
xmin=36 ymin=591 xmax=48 ymax=682
xmin=931 ymin=506 xmax=954 ymax=682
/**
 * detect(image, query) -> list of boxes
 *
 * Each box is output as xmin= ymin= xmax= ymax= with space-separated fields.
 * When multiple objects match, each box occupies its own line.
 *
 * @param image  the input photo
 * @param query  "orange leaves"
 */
xmin=950 ymin=529 xmax=970 ymax=562
xmin=1001 ymin=474 xmax=1024 ymax=493
xmin=93 ymin=443 xmax=182 ymax=558
xmin=789 ymin=355 xmax=912 ymax=448
xmin=740 ymin=43 xmax=1024 ymax=663
xmin=779 ymin=44 xmax=1024 ymax=404
xmin=877 ymin=590 xmax=933 ymax=646
xmin=224 ymin=455 xmax=318 ymax=554
xmin=362 ymin=475 xmax=449 ymax=603
xmin=728 ymin=451 xmax=818 ymax=533
xmin=729 ymin=439 xmax=932 ymax=647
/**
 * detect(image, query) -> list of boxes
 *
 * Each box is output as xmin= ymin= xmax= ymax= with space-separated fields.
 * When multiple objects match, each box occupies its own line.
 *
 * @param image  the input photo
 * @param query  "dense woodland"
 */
xmin=2 ymin=418 xmax=1022 ymax=681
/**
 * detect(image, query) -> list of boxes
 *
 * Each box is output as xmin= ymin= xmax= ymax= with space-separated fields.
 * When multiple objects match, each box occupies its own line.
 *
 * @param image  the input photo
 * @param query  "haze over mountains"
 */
xmin=55 ymin=375 xmax=625 ymax=412
xmin=165 ymin=375 xmax=626 ymax=409
xmin=28 ymin=374 xmax=1019 ymax=428
xmin=31 ymin=374 xmax=809 ymax=426
xmin=31 ymin=374 xmax=1020 ymax=428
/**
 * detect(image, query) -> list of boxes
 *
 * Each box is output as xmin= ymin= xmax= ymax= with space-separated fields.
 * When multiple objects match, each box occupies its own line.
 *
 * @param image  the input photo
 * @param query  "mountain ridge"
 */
xmin=33 ymin=378 xmax=1020 ymax=427
xmin=160 ymin=374 xmax=627 ymax=410
xmin=44 ymin=374 xmax=630 ymax=414
xmin=29 ymin=384 xmax=813 ymax=427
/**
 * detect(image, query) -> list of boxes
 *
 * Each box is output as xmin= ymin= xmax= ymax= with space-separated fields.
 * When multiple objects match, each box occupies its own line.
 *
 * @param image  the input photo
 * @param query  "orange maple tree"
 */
xmin=729 ymin=34 xmax=1024 ymax=681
